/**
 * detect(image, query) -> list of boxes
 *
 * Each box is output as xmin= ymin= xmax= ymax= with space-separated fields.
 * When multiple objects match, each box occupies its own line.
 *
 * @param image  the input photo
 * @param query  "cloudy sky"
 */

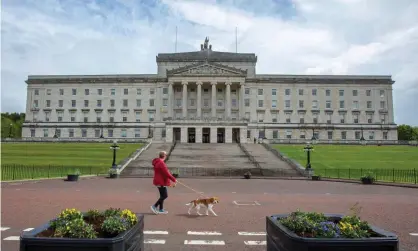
xmin=1 ymin=0 xmax=418 ymax=125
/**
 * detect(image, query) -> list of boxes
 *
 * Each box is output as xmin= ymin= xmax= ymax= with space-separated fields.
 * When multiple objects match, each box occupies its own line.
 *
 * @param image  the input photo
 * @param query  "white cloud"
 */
xmin=1 ymin=0 xmax=418 ymax=125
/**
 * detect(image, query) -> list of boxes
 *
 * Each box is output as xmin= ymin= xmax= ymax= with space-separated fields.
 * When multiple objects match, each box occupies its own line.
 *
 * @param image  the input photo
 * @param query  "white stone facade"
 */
xmin=22 ymin=39 xmax=398 ymax=143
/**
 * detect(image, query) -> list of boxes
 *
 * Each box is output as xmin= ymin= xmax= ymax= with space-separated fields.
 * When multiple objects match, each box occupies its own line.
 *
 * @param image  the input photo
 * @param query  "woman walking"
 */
xmin=150 ymin=151 xmax=177 ymax=214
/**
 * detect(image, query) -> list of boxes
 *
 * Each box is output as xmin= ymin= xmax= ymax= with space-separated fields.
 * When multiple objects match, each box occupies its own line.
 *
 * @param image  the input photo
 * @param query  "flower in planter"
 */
xmin=101 ymin=215 xmax=131 ymax=236
xmin=54 ymin=218 xmax=97 ymax=239
xmin=104 ymin=207 xmax=122 ymax=217
xmin=85 ymin=209 xmax=104 ymax=221
xmin=120 ymin=209 xmax=138 ymax=226
xmin=360 ymin=172 xmax=375 ymax=182
xmin=108 ymin=169 xmax=118 ymax=175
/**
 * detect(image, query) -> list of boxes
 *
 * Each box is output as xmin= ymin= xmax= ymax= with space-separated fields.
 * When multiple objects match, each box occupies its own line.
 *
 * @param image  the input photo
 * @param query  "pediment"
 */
xmin=166 ymin=62 xmax=247 ymax=77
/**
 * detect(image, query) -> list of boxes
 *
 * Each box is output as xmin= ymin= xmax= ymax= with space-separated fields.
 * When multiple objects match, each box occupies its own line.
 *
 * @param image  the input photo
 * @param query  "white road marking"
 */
xmin=244 ymin=240 xmax=266 ymax=245
xmin=1 ymin=227 xmax=10 ymax=231
xmin=144 ymin=239 xmax=166 ymax=244
xmin=238 ymin=232 xmax=266 ymax=236
xmin=410 ymin=233 xmax=418 ymax=236
xmin=184 ymin=240 xmax=225 ymax=245
xmin=144 ymin=230 xmax=169 ymax=235
xmin=232 ymin=192 xmax=236 ymax=193
xmin=187 ymin=231 xmax=222 ymax=235
xmin=23 ymin=228 xmax=34 ymax=232
xmin=233 ymin=201 xmax=260 ymax=206
xmin=4 ymin=236 xmax=19 ymax=241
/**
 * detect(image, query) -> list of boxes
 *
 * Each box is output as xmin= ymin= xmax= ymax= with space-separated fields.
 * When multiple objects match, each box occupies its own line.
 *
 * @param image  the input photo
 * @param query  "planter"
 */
xmin=312 ymin=175 xmax=321 ymax=181
xmin=244 ymin=174 xmax=251 ymax=179
xmin=266 ymin=213 xmax=399 ymax=251
xmin=109 ymin=173 xmax=118 ymax=179
xmin=66 ymin=174 xmax=79 ymax=182
xmin=361 ymin=177 xmax=374 ymax=184
xmin=20 ymin=213 xmax=144 ymax=251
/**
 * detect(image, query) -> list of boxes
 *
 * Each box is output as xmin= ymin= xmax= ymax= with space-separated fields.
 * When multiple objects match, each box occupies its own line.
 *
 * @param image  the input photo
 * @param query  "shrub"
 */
xmin=86 ymin=209 xmax=103 ymax=221
xmin=101 ymin=216 xmax=130 ymax=236
xmin=104 ymin=207 xmax=122 ymax=217
xmin=54 ymin=218 xmax=97 ymax=239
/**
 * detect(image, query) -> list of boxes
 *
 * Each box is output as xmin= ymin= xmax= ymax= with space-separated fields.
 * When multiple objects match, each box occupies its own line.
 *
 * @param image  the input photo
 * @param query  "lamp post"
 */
xmin=8 ymin=124 xmax=13 ymax=138
xmin=100 ymin=126 xmax=104 ymax=138
xmin=304 ymin=142 xmax=314 ymax=177
xmin=53 ymin=126 xmax=58 ymax=138
xmin=311 ymin=128 xmax=317 ymax=145
xmin=109 ymin=141 xmax=120 ymax=169
xmin=360 ymin=126 xmax=366 ymax=145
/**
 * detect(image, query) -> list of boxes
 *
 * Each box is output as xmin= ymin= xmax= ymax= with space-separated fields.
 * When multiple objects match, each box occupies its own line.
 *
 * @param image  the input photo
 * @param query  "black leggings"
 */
xmin=154 ymin=186 xmax=168 ymax=210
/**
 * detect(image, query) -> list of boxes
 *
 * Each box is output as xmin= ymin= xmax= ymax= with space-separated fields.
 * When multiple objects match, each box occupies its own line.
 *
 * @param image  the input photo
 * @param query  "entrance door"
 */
xmin=217 ymin=128 xmax=225 ymax=143
xmin=188 ymin=128 xmax=196 ymax=143
xmin=202 ymin=128 xmax=210 ymax=143
xmin=174 ymin=128 xmax=181 ymax=142
xmin=232 ymin=128 xmax=240 ymax=143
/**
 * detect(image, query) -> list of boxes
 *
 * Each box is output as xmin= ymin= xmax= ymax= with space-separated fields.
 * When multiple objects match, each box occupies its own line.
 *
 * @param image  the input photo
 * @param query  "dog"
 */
xmin=186 ymin=197 xmax=220 ymax=216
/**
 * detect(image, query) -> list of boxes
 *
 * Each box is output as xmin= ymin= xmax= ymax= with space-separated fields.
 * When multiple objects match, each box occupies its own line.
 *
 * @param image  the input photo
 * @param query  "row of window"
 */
xmin=33 ymin=87 xmax=387 ymax=98
xmin=247 ymin=100 xmax=386 ymax=109
xmin=32 ymin=128 xmax=154 ymax=138
xmin=257 ymin=130 xmax=388 ymax=140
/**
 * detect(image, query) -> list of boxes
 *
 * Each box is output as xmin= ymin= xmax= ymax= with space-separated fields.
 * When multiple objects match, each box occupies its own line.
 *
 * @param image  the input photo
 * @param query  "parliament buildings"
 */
xmin=22 ymin=38 xmax=397 ymax=143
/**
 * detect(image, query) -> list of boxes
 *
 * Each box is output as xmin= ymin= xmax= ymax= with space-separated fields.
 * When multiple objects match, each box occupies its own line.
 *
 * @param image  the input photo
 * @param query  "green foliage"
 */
xmin=101 ymin=216 xmax=130 ymax=236
xmin=53 ymin=218 xmax=97 ymax=239
xmin=1 ymin=112 xmax=25 ymax=138
xmin=86 ymin=209 xmax=103 ymax=221
xmin=397 ymin=124 xmax=418 ymax=141
xmin=361 ymin=171 xmax=375 ymax=180
xmin=104 ymin=208 xmax=122 ymax=217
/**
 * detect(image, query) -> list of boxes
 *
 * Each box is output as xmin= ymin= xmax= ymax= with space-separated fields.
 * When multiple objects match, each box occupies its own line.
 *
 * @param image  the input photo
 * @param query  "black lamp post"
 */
xmin=311 ymin=128 xmax=317 ymax=144
xmin=148 ymin=125 xmax=153 ymax=138
xmin=110 ymin=141 xmax=120 ymax=169
xmin=360 ymin=126 xmax=366 ymax=145
xmin=100 ymin=126 xmax=104 ymax=138
xmin=304 ymin=143 xmax=314 ymax=170
xmin=8 ymin=124 xmax=13 ymax=138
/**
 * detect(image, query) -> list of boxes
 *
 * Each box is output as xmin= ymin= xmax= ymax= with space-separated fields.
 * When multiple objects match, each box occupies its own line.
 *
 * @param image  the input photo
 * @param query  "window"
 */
xmin=59 ymin=89 xmax=64 ymax=95
xmin=110 ymin=89 xmax=116 ymax=95
xmin=135 ymin=111 xmax=141 ymax=122
xmin=98 ymin=89 xmax=102 ymax=95
xmin=56 ymin=129 xmax=61 ymax=138
xmin=244 ymin=99 xmax=250 ymax=107
xmin=272 ymin=100 xmax=277 ymax=108
xmin=70 ymin=112 xmax=76 ymax=122
xmin=57 ymin=112 xmax=63 ymax=122
xmin=353 ymin=114 xmax=359 ymax=124
xmin=232 ymin=99 xmax=237 ymax=107
xmin=258 ymin=89 xmax=263 ymax=95
xmin=135 ymin=129 xmax=141 ymax=138
xmin=272 ymin=89 xmax=277 ymax=95
xmin=110 ymin=100 xmax=115 ymax=107
xmin=286 ymin=130 xmax=292 ymax=139
xmin=46 ymin=100 xmax=51 ymax=107
xmin=122 ymin=112 xmax=128 ymax=122
xmin=109 ymin=115 xmax=114 ymax=123
xmin=327 ymin=131 xmax=333 ymax=140
xmin=380 ymin=101 xmax=386 ymax=109
xmin=245 ymin=88 xmax=250 ymax=95
xmin=272 ymin=130 xmax=278 ymax=139
xmin=96 ymin=116 xmax=101 ymax=123
xmin=84 ymin=117 xmax=88 ymax=123
xmin=97 ymin=100 xmax=102 ymax=107
xmin=150 ymin=99 xmax=155 ymax=107
xmin=71 ymin=100 xmax=76 ymax=107
xmin=123 ymin=99 xmax=128 ymax=107
xmin=366 ymin=90 xmax=371 ymax=96
xmin=299 ymin=89 xmax=303 ymax=95
xmin=300 ymin=132 xmax=306 ymax=139
xmin=300 ymin=118 xmax=304 ymax=124
xmin=34 ymin=89 xmax=39 ymax=95
xmin=368 ymin=114 xmax=373 ymax=124
xmin=286 ymin=113 xmax=291 ymax=123
xmin=190 ymin=88 xmax=195 ymax=92
xmin=285 ymin=89 xmax=291 ymax=95
xmin=383 ymin=131 xmax=388 ymax=140
xmin=326 ymin=101 xmax=331 ymax=109
xmin=136 ymin=99 xmax=141 ymax=107
xmin=44 ymin=112 xmax=50 ymax=121
xmin=313 ymin=116 xmax=318 ymax=124
xmin=285 ymin=100 xmax=290 ymax=108
xmin=217 ymin=88 xmax=222 ymax=93
xmin=217 ymin=99 xmax=223 ymax=107
xmin=312 ymin=89 xmax=317 ymax=96
xmin=43 ymin=129 xmax=49 ymax=137
xmin=33 ymin=100 xmax=39 ymax=108
xmin=312 ymin=100 xmax=318 ymax=109
xmin=352 ymin=101 xmax=359 ymax=109
xmin=355 ymin=131 xmax=360 ymax=140
xmin=204 ymin=88 xmax=209 ymax=93
xmin=341 ymin=131 xmax=347 ymax=140
xmin=84 ymin=100 xmax=89 ymax=107
xmin=367 ymin=101 xmax=372 ymax=109
xmin=339 ymin=101 xmax=345 ymax=109
xmin=124 ymin=89 xmax=128 ymax=95
xmin=108 ymin=129 xmax=113 ymax=137
xmin=58 ymin=100 xmax=63 ymax=107
xmin=340 ymin=114 xmax=345 ymax=123
xmin=137 ymin=88 xmax=141 ymax=95
xmin=69 ymin=129 xmax=74 ymax=138
xmin=352 ymin=90 xmax=358 ymax=96
xmin=247 ymin=130 xmax=251 ymax=138
xmin=326 ymin=89 xmax=331 ymax=96
xmin=163 ymin=87 xmax=168 ymax=94
xmin=326 ymin=113 xmax=332 ymax=124
xmin=81 ymin=129 xmax=87 ymax=137
xmin=85 ymin=89 xmax=89 ymax=95
xmin=258 ymin=100 xmax=263 ymax=107
xmin=72 ymin=89 xmax=77 ymax=95
xmin=189 ymin=99 xmax=195 ymax=106
xmin=339 ymin=90 xmax=344 ymax=96
xmin=95 ymin=129 xmax=100 ymax=138
xmin=163 ymin=98 xmax=168 ymax=107
xmin=380 ymin=90 xmax=385 ymax=97
xmin=176 ymin=99 xmax=182 ymax=107
xmin=121 ymin=129 xmax=127 ymax=138
xmin=204 ymin=99 xmax=209 ymax=107
xmin=149 ymin=88 xmax=155 ymax=95
xmin=46 ymin=89 xmax=51 ymax=95
xmin=299 ymin=100 xmax=304 ymax=108
xmin=148 ymin=111 xmax=155 ymax=121
xmin=369 ymin=131 xmax=375 ymax=140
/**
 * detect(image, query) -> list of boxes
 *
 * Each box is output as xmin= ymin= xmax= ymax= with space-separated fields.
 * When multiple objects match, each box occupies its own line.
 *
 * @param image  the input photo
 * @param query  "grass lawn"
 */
xmin=272 ymin=144 xmax=418 ymax=184
xmin=1 ymin=143 xmax=143 ymax=181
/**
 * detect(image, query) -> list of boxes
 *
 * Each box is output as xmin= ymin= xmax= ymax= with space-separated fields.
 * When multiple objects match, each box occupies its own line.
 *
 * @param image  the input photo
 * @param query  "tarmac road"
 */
xmin=1 ymin=177 xmax=418 ymax=251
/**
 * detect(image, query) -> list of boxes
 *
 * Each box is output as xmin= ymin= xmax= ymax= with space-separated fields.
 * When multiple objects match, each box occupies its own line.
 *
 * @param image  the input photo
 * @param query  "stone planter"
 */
xmin=361 ymin=177 xmax=374 ymax=184
xmin=266 ymin=213 xmax=399 ymax=251
xmin=20 ymin=214 xmax=144 ymax=251
xmin=109 ymin=173 xmax=118 ymax=179
xmin=66 ymin=174 xmax=79 ymax=182
xmin=312 ymin=175 xmax=321 ymax=181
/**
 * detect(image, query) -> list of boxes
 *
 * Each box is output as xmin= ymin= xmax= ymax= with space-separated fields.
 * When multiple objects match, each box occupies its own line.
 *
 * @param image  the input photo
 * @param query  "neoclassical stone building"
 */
xmin=23 ymin=38 xmax=397 ymax=143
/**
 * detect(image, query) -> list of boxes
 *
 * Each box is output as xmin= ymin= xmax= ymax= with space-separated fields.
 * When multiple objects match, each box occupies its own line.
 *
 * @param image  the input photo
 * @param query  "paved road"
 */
xmin=1 ymin=177 xmax=418 ymax=251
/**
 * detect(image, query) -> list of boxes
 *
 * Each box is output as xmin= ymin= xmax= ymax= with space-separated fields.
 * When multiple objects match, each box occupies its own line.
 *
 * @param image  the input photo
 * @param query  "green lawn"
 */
xmin=1 ymin=143 xmax=143 ymax=181
xmin=272 ymin=144 xmax=418 ymax=184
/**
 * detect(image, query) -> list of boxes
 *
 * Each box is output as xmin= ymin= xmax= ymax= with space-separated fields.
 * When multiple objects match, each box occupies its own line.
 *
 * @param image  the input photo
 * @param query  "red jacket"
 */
xmin=152 ymin=158 xmax=176 ymax=187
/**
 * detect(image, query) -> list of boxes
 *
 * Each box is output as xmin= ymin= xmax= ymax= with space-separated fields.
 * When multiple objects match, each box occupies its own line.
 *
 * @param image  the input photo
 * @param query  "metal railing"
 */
xmin=261 ymin=142 xmax=307 ymax=176
xmin=237 ymin=143 xmax=264 ymax=176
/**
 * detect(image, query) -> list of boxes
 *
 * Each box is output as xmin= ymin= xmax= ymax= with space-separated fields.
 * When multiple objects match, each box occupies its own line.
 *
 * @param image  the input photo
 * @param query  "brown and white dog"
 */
xmin=186 ymin=197 xmax=220 ymax=216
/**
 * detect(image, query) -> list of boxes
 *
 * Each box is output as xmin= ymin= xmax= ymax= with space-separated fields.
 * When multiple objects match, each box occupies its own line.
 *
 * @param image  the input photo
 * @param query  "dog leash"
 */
xmin=175 ymin=180 xmax=205 ymax=197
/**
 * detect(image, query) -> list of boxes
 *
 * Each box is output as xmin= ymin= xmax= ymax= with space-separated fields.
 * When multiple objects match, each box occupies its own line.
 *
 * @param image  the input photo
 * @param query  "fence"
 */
xmin=1 ymin=164 xmax=109 ymax=181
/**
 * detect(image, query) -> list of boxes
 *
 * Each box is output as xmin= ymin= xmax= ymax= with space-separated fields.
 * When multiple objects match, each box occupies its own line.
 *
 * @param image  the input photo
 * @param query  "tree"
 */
xmin=397 ymin=124 xmax=416 ymax=141
xmin=1 ymin=112 xmax=26 ymax=138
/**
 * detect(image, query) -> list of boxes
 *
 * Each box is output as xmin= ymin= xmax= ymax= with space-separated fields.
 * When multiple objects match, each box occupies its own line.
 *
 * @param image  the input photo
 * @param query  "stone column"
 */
xmin=182 ymin=81 xmax=188 ymax=118
xmin=211 ymin=82 xmax=217 ymax=118
xmin=225 ymin=81 xmax=231 ymax=118
xmin=197 ymin=81 xmax=202 ymax=119
xmin=168 ymin=82 xmax=173 ymax=118
xmin=240 ymin=83 xmax=245 ymax=120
